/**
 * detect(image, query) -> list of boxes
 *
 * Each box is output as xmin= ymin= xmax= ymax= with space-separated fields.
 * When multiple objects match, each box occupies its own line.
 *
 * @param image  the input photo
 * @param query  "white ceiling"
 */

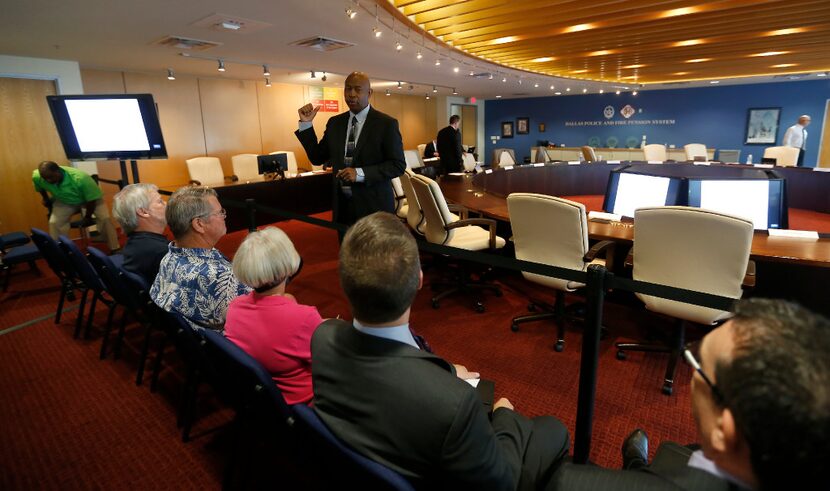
xmin=1 ymin=0 xmax=824 ymax=99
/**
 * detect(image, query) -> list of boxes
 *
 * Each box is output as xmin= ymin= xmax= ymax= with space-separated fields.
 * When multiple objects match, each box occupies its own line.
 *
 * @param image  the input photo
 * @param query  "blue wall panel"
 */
xmin=484 ymin=79 xmax=830 ymax=166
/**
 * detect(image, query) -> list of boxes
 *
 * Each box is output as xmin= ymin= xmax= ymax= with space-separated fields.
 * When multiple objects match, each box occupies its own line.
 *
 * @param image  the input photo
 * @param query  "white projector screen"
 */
xmin=612 ymin=173 xmax=672 ymax=217
xmin=699 ymin=180 xmax=770 ymax=229
xmin=65 ymin=98 xmax=151 ymax=152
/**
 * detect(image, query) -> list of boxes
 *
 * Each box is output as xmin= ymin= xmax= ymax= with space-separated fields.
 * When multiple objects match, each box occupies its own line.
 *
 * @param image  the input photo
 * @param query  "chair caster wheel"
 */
xmin=494 ymin=289 xmax=503 ymax=297
xmin=661 ymin=383 xmax=673 ymax=396
xmin=475 ymin=303 xmax=485 ymax=313
xmin=510 ymin=323 xmax=519 ymax=332
xmin=431 ymin=299 xmax=440 ymax=309
xmin=554 ymin=341 xmax=564 ymax=352
xmin=616 ymin=350 xmax=627 ymax=360
xmin=527 ymin=303 xmax=537 ymax=312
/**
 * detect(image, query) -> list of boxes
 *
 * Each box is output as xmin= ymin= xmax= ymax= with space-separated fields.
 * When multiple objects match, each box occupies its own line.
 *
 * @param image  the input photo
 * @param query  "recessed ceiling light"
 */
xmin=453 ymin=67 xmax=459 ymax=73
xmin=615 ymin=90 xmax=621 ymax=95
xmin=588 ymin=50 xmax=615 ymax=56
xmin=674 ymin=71 xmax=690 ymax=76
xmin=818 ymin=72 xmax=828 ymax=77
xmin=771 ymin=63 xmax=797 ymax=68
xmin=750 ymin=51 xmax=789 ymax=57
xmin=632 ymin=90 xmax=638 ymax=96
xmin=659 ymin=6 xmax=700 ymax=18
xmin=566 ymin=87 xmax=571 ymax=92
xmin=554 ymin=92 xmax=562 ymax=95
xmin=495 ymin=95 xmax=502 ymax=98
xmin=550 ymin=85 xmax=555 ymax=90
xmin=582 ymin=88 xmax=588 ymax=93
xmin=686 ymin=58 xmax=712 ymax=63
xmin=623 ymin=64 xmax=646 ymax=69
xmin=599 ymin=89 xmax=604 ymax=94
xmin=710 ymin=80 xmax=720 ymax=84
xmin=572 ymin=69 xmax=588 ymax=74
xmin=563 ymin=23 xmax=594 ymax=33
xmin=531 ymin=57 xmax=554 ymax=63
xmin=492 ymin=36 xmax=518 ymax=45
xmin=220 ymin=21 xmax=242 ymax=31
xmin=673 ymin=39 xmax=704 ymax=47
xmin=766 ymin=27 xmax=805 ymax=36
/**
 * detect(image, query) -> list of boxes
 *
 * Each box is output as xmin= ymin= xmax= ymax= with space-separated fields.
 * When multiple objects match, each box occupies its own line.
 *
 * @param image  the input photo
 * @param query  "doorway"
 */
xmin=450 ymin=103 xmax=478 ymax=150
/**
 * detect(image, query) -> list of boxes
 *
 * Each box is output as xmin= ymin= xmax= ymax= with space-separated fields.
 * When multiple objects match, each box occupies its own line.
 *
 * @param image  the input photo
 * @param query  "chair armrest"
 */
xmin=446 ymin=203 xmax=469 ymax=220
xmin=743 ymin=260 xmax=756 ymax=288
xmin=583 ymin=240 xmax=616 ymax=271
xmin=624 ymin=247 xmax=634 ymax=268
xmin=188 ymin=179 xmax=202 ymax=186
xmin=446 ymin=217 xmax=498 ymax=249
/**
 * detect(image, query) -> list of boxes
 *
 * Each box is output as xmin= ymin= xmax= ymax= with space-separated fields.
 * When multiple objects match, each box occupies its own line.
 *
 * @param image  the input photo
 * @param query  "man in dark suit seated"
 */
xmin=550 ymin=299 xmax=830 ymax=490
xmin=295 ymin=71 xmax=406 ymax=226
xmin=436 ymin=115 xmax=464 ymax=174
xmin=312 ymin=212 xmax=570 ymax=490
xmin=424 ymin=139 xmax=438 ymax=159
xmin=112 ymin=183 xmax=169 ymax=283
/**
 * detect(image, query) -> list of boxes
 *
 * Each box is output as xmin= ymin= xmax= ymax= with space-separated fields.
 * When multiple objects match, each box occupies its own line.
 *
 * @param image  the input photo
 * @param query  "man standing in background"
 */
xmin=33 ymin=161 xmax=120 ymax=252
xmin=781 ymin=114 xmax=810 ymax=167
xmin=436 ymin=115 xmax=464 ymax=174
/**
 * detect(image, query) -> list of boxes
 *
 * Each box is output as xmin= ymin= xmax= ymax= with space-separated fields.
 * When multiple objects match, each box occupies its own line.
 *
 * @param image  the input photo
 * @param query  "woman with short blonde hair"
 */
xmin=224 ymin=226 xmax=321 ymax=405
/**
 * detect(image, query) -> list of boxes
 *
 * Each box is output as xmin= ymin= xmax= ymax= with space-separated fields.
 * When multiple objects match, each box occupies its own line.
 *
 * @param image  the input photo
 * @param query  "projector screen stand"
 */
xmin=118 ymin=159 xmax=141 ymax=184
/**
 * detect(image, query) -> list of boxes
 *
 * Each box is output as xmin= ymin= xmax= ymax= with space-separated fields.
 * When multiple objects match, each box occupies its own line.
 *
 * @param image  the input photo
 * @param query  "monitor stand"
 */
xmin=118 ymin=159 xmax=141 ymax=184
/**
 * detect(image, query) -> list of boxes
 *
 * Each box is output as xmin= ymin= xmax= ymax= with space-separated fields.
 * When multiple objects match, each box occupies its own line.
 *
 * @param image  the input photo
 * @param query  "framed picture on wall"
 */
xmin=538 ymin=123 xmax=546 ymax=133
xmin=516 ymin=117 xmax=530 ymax=134
xmin=501 ymin=121 xmax=514 ymax=138
xmin=744 ymin=107 xmax=781 ymax=145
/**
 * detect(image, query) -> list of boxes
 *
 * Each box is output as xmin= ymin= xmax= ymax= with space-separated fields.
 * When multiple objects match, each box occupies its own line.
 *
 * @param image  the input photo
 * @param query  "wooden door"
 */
xmin=0 ymin=77 xmax=66 ymax=233
xmin=460 ymin=105 xmax=477 ymax=148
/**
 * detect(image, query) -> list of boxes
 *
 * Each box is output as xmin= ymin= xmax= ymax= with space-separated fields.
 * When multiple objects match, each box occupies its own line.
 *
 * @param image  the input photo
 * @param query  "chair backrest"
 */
xmin=763 ymin=146 xmax=799 ymax=167
xmin=534 ymin=146 xmax=550 ymax=163
xmin=410 ymin=174 xmax=457 ymax=245
xmin=403 ymin=150 xmax=422 ymax=169
xmin=231 ymin=154 xmax=260 ymax=181
xmin=507 ymin=193 xmax=590 ymax=291
xmin=633 ymin=206 xmax=753 ymax=325
xmin=416 ymin=143 xmax=426 ymax=157
xmin=201 ymin=329 xmax=293 ymax=419
xmin=30 ymin=228 xmax=73 ymax=281
xmin=58 ymin=235 xmax=105 ymax=291
xmin=399 ymin=170 xmax=425 ymax=234
xmin=684 ymin=143 xmax=707 ymax=161
xmin=185 ymin=157 xmax=224 ymax=184
xmin=292 ymin=404 xmax=416 ymax=490
xmin=581 ymin=146 xmax=598 ymax=162
xmin=270 ymin=151 xmax=299 ymax=174
xmin=717 ymin=149 xmax=741 ymax=163
xmin=391 ymin=177 xmax=406 ymax=215
xmin=462 ymin=153 xmax=477 ymax=172
xmin=492 ymin=148 xmax=516 ymax=168
xmin=87 ymin=247 xmax=134 ymax=307
xmin=642 ymin=144 xmax=667 ymax=162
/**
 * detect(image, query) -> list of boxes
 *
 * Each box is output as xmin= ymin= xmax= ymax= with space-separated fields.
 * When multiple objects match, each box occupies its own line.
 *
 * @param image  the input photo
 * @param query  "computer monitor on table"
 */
xmin=688 ymin=179 xmax=786 ymax=230
xmin=603 ymin=171 xmax=683 ymax=218
xmin=257 ymin=153 xmax=288 ymax=175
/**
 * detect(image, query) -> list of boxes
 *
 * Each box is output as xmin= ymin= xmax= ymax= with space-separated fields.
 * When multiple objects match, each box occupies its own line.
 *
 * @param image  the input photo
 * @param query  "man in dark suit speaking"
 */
xmin=312 ymin=212 xmax=570 ymax=490
xmin=436 ymin=114 xmax=464 ymax=174
xmin=295 ymin=72 xmax=405 ymax=225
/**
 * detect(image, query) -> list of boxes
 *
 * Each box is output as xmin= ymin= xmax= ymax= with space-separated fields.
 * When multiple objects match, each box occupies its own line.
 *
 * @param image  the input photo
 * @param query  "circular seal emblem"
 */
xmin=606 ymin=136 xmax=619 ymax=148
xmin=620 ymin=104 xmax=636 ymax=119
xmin=603 ymin=105 xmax=615 ymax=119
xmin=588 ymin=136 xmax=601 ymax=147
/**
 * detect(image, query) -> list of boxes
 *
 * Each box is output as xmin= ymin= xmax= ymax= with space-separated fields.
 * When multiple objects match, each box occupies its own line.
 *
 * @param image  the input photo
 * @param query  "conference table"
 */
xmin=438 ymin=162 xmax=830 ymax=313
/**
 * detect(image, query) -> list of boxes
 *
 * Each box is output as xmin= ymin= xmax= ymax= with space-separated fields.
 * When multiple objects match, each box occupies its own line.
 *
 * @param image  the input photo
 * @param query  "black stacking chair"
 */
xmin=1 ymin=232 xmax=41 ymax=291
xmin=58 ymin=235 xmax=114 ymax=339
xmin=292 ymin=405 xmax=416 ymax=490
xmin=30 ymin=228 xmax=82 ymax=324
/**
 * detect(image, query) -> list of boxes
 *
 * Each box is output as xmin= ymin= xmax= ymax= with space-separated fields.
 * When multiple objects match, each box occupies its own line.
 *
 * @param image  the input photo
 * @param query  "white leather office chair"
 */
xmin=411 ymin=173 xmax=505 ymax=312
xmin=417 ymin=143 xmax=427 ymax=158
xmin=270 ymin=151 xmax=299 ymax=175
xmin=399 ymin=170 xmax=425 ymax=234
xmin=185 ymin=157 xmax=225 ymax=185
xmin=391 ymin=177 xmax=407 ymax=220
xmin=462 ymin=153 xmax=477 ymax=172
xmin=581 ymin=146 xmax=598 ymax=162
xmin=684 ymin=143 xmax=708 ymax=161
xmin=617 ymin=206 xmax=754 ymax=395
xmin=231 ymin=154 xmax=260 ymax=181
xmin=490 ymin=148 xmax=516 ymax=169
xmin=507 ymin=193 xmax=615 ymax=351
xmin=718 ymin=149 xmax=741 ymax=163
xmin=534 ymin=146 xmax=551 ymax=163
xmin=763 ymin=146 xmax=799 ymax=167
xmin=642 ymin=144 xmax=667 ymax=162
xmin=403 ymin=150 xmax=422 ymax=169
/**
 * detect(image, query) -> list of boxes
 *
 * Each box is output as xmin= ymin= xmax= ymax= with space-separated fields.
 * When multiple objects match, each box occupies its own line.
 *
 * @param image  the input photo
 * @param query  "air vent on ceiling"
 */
xmin=191 ymin=13 xmax=271 ymax=34
xmin=153 ymin=35 xmax=222 ymax=51
xmin=289 ymin=36 xmax=354 ymax=52
xmin=470 ymin=72 xmax=494 ymax=79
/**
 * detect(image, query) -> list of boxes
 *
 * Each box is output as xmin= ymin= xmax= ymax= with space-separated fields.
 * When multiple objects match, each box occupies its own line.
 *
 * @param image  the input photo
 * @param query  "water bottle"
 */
xmin=746 ymin=154 xmax=753 ymax=165
xmin=641 ymin=135 xmax=647 ymax=148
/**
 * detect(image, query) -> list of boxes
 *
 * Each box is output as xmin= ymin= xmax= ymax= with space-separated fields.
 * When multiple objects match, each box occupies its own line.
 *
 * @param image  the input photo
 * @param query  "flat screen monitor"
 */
xmin=46 ymin=94 xmax=167 ymax=160
xmin=257 ymin=153 xmax=288 ymax=174
xmin=688 ymin=179 xmax=785 ymax=230
xmin=604 ymin=171 xmax=681 ymax=218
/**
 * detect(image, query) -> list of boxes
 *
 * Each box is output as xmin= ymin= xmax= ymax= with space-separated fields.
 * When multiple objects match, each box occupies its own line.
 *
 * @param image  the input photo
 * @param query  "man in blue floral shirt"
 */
xmin=150 ymin=186 xmax=251 ymax=330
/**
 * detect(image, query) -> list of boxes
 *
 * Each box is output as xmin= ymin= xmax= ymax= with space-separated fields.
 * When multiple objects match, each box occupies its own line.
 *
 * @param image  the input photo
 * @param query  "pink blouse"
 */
xmin=224 ymin=293 xmax=322 ymax=405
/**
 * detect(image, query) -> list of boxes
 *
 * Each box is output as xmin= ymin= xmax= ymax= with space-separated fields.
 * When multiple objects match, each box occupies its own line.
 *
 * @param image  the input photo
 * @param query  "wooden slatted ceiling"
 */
xmin=384 ymin=0 xmax=830 ymax=84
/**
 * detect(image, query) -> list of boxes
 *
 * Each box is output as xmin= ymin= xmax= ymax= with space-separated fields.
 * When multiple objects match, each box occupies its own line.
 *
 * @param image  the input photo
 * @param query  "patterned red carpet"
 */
xmin=1 ymin=214 xmax=701 ymax=489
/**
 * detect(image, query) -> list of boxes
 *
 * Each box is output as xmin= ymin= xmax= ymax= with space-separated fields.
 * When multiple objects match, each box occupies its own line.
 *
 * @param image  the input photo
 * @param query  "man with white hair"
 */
xmin=781 ymin=115 xmax=811 ymax=167
xmin=112 ymin=183 xmax=169 ymax=283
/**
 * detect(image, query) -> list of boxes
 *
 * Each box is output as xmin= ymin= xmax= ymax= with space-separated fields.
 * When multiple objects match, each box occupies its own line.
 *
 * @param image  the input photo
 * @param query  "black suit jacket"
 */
xmin=437 ymin=125 xmax=463 ymax=174
xmin=311 ymin=319 xmax=534 ymax=490
xmin=294 ymin=107 xmax=406 ymax=223
xmin=549 ymin=442 xmax=738 ymax=491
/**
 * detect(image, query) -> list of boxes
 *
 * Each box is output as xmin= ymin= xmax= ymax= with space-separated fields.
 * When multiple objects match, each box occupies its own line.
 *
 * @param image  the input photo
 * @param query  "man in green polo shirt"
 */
xmin=33 ymin=161 xmax=120 ymax=251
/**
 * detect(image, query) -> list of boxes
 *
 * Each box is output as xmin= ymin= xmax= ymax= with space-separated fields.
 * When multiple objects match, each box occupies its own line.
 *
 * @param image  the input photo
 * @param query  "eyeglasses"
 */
xmin=684 ymin=342 xmax=725 ymax=405
xmin=200 ymin=208 xmax=227 ymax=220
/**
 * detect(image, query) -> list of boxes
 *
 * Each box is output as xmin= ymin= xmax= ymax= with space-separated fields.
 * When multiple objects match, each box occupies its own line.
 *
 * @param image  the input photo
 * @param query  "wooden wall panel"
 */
xmin=197 ymin=78 xmax=262 ymax=175
xmin=373 ymin=92 xmax=437 ymax=150
xmin=0 ymin=77 xmax=65 ymax=233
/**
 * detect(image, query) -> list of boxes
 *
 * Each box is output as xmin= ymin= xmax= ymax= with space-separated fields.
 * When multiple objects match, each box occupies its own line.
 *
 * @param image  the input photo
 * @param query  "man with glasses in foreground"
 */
xmin=150 ymin=186 xmax=251 ymax=330
xmin=550 ymin=298 xmax=829 ymax=490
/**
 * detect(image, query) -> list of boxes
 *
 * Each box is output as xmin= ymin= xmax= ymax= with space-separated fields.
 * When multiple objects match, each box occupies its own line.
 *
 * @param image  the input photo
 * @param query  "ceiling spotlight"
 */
xmin=453 ymin=67 xmax=459 ymax=73
xmin=495 ymin=95 xmax=502 ymax=98
xmin=373 ymin=26 xmax=382 ymax=38
xmin=582 ymin=88 xmax=587 ymax=93
xmin=435 ymin=59 xmax=441 ymax=66
xmin=554 ymin=92 xmax=562 ymax=95
xmin=469 ymin=71 xmax=474 ymax=76
xmin=310 ymin=71 xmax=316 ymax=79
xmin=818 ymin=72 xmax=828 ymax=77
xmin=425 ymin=94 xmax=430 ymax=100
xmin=217 ymin=59 xmax=225 ymax=72
xmin=416 ymin=51 xmax=422 ymax=60
xmin=566 ymin=87 xmax=571 ymax=92
xmin=452 ymin=87 xmax=458 ymax=95
xmin=710 ymin=80 xmax=720 ymax=84
xmin=599 ymin=89 xmax=604 ymax=94
xmin=632 ymin=90 xmax=638 ymax=96
xmin=262 ymin=65 xmax=270 ymax=77
xmin=615 ymin=90 xmax=621 ymax=95
xmin=166 ymin=68 xmax=175 ymax=80
xmin=550 ymin=85 xmax=555 ymax=90
xmin=220 ymin=21 xmax=242 ymax=31
xmin=518 ymin=79 xmax=522 ymax=85
xmin=396 ymin=41 xmax=403 ymax=51
xmin=265 ymin=78 xmax=271 ymax=87
xmin=397 ymin=81 xmax=402 ymax=89
xmin=502 ymin=77 xmax=507 ymax=82
xmin=346 ymin=7 xmax=356 ymax=19
xmin=534 ymin=83 xmax=539 ymax=88
xmin=385 ymin=89 xmax=391 ymax=96
xmin=408 ymin=84 xmax=413 ymax=90
xmin=488 ymin=74 xmax=494 ymax=80
xmin=432 ymin=85 xmax=438 ymax=93
xmin=321 ymin=72 xmax=327 ymax=82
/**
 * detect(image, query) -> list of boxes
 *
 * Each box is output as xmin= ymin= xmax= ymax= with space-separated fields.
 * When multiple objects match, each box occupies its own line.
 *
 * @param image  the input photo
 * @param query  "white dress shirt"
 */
xmin=782 ymin=123 xmax=807 ymax=149
xmin=687 ymin=450 xmax=751 ymax=489
xmin=352 ymin=319 xmax=419 ymax=349
xmin=298 ymin=104 xmax=370 ymax=182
